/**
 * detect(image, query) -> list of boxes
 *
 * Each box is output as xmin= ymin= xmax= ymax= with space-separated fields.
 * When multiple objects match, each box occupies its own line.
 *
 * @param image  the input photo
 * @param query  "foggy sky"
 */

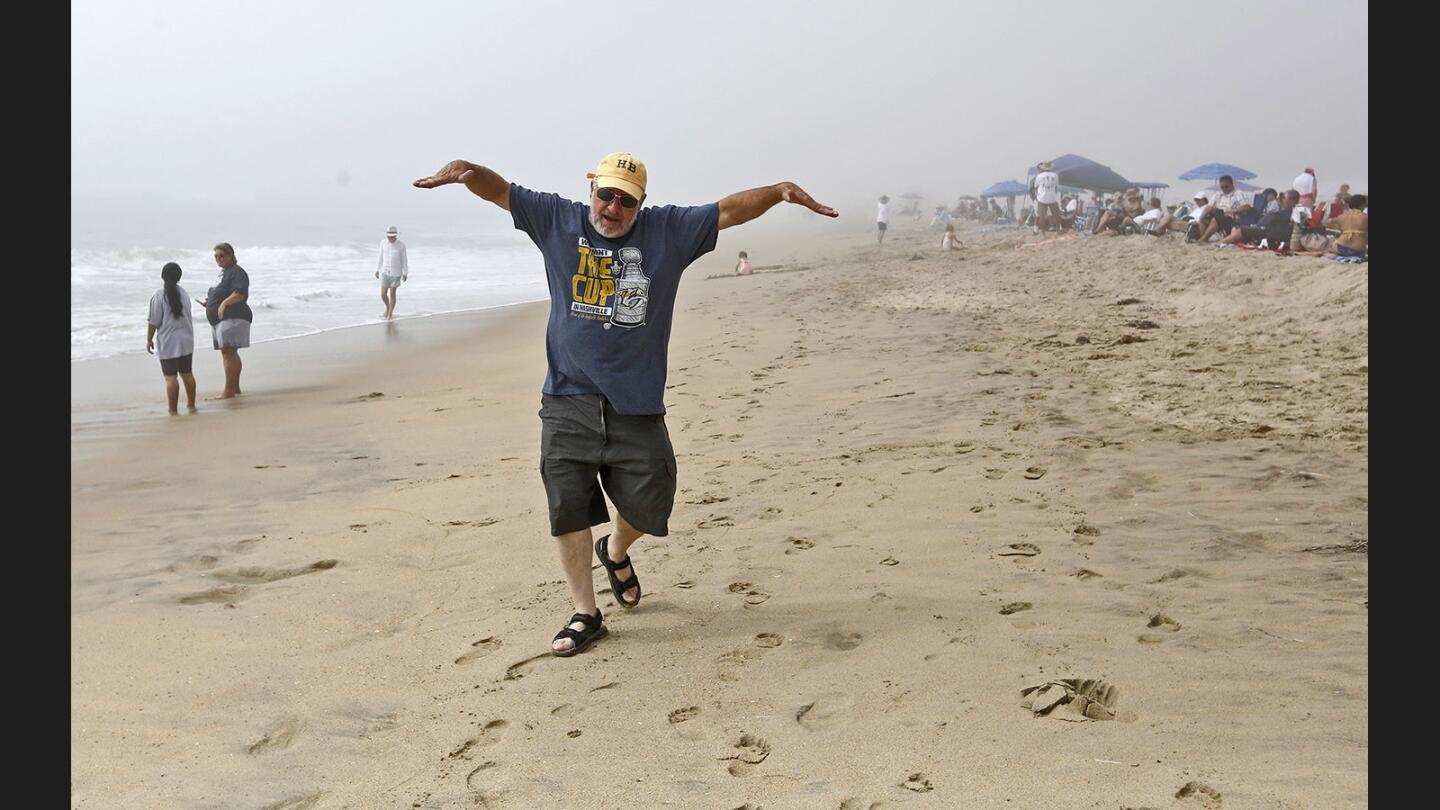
xmin=72 ymin=0 xmax=1368 ymax=242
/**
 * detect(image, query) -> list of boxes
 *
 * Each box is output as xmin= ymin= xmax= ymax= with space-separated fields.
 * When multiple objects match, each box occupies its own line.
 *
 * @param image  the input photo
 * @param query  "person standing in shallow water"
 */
xmin=414 ymin=151 xmax=838 ymax=657
xmin=146 ymin=262 xmax=197 ymax=414
xmin=375 ymin=225 xmax=408 ymax=320
xmin=200 ymin=242 xmax=252 ymax=399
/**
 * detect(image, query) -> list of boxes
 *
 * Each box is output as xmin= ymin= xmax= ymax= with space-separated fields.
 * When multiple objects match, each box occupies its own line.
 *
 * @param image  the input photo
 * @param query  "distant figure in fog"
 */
xmin=376 ymin=225 xmax=409 ymax=320
xmin=147 ymin=262 xmax=197 ymax=414
xmin=735 ymin=250 xmax=753 ymax=276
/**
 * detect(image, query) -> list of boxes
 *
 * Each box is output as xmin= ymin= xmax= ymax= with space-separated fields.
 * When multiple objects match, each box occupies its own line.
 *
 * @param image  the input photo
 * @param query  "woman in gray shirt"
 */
xmin=147 ymin=262 xmax=197 ymax=414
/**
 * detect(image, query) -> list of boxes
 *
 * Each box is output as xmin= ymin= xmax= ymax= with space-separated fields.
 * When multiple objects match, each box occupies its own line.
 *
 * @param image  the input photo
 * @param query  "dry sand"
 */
xmin=71 ymin=217 xmax=1368 ymax=808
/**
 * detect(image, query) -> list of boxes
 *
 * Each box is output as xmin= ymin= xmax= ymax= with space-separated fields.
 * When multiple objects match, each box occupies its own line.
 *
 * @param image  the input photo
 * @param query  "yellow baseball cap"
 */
xmin=586 ymin=151 xmax=647 ymax=199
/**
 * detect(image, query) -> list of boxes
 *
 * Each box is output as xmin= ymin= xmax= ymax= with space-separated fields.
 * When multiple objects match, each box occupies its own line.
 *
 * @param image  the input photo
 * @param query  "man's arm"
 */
xmin=414 ymin=160 xmax=511 ymax=211
xmin=717 ymin=182 xmax=837 ymax=230
xmin=217 ymin=290 xmax=245 ymax=320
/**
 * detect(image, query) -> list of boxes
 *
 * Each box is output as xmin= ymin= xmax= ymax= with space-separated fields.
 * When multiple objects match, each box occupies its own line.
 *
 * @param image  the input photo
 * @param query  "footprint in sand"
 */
xmin=1139 ymin=614 xmax=1183 ymax=643
xmin=824 ymin=631 xmax=863 ymax=651
xmin=455 ymin=637 xmax=503 ymax=665
xmin=901 ymin=773 xmax=934 ymax=793
xmin=984 ymin=468 xmax=1007 ymax=480
xmin=178 ymin=585 xmax=251 ymax=606
xmin=754 ymin=633 xmax=784 ymax=648
xmin=448 ymin=720 xmax=508 ymax=759
xmin=999 ymin=602 xmax=1033 ymax=615
xmin=504 ymin=653 xmax=549 ymax=681
xmin=248 ymin=716 xmax=303 ymax=755
xmin=1152 ymin=569 xmax=1190 ymax=583
xmin=668 ymin=706 xmax=700 ymax=724
xmin=1175 ymin=781 xmax=1223 ymax=808
xmin=166 ymin=554 xmax=220 ymax=573
xmin=954 ymin=441 xmax=977 ymax=454
xmin=785 ymin=537 xmax=815 ymax=554
xmin=1073 ymin=569 xmax=1104 ymax=580
xmin=838 ymin=800 xmax=885 ymax=810
xmin=464 ymin=761 xmax=498 ymax=791
xmin=262 ymin=793 xmax=326 ymax=810
xmin=879 ymin=556 xmax=899 ymax=566
xmin=728 ymin=581 xmax=771 ymax=605
xmin=208 ymin=559 xmax=338 ymax=584
xmin=998 ymin=543 xmax=1041 ymax=557
xmin=723 ymin=733 xmax=771 ymax=776
xmin=1023 ymin=466 xmax=1047 ymax=480
xmin=674 ymin=580 xmax=696 ymax=589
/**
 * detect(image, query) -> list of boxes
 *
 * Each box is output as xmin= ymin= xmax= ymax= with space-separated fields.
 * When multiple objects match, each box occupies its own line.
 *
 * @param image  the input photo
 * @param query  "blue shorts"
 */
xmin=380 ymin=274 xmax=403 ymax=289
xmin=1335 ymin=243 xmax=1365 ymax=258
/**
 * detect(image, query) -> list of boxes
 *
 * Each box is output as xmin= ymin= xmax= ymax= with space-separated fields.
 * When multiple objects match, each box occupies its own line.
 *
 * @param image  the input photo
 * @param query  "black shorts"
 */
xmin=1239 ymin=225 xmax=1266 ymax=244
xmin=1208 ymin=211 xmax=1236 ymax=233
xmin=538 ymin=394 xmax=677 ymax=537
xmin=159 ymin=353 xmax=193 ymax=375
xmin=877 ymin=222 xmax=887 ymax=231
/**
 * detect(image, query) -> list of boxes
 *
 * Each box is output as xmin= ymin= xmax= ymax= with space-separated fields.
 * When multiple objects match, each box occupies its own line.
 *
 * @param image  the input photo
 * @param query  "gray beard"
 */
xmin=589 ymin=210 xmax=635 ymax=240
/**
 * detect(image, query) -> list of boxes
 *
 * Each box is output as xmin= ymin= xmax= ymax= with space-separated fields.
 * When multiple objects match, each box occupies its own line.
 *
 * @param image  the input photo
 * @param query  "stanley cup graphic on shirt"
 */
xmin=609 ymin=247 xmax=649 ymax=328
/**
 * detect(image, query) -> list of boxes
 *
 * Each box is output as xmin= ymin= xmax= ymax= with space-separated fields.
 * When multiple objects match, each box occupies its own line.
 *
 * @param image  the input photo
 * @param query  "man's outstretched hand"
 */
xmin=413 ymin=160 xmax=478 ymax=189
xmin=778 ymin=182 xmax=839 ymax=218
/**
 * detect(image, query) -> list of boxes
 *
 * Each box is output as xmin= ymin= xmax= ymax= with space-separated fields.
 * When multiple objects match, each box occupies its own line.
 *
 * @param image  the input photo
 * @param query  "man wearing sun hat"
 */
xmin=414 ymin=152 xmax=838 ymax=657
xmin=375 ymin=225 xmax=408 ymax=320
xmin=1149 ymin=190 xmax=1210 ymax=237
xmin=1031 ymin=160 xmax=1061 ymax=235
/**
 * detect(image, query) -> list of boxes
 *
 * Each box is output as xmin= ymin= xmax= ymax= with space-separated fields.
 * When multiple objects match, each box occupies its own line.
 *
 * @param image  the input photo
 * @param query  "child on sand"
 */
xmin=735 ymin=250 xmax=753 ymax=276
xmin=146 ymin=262 xmax=197 ymax=415
xmin=940 ymin=224 xmax=963 ymax=252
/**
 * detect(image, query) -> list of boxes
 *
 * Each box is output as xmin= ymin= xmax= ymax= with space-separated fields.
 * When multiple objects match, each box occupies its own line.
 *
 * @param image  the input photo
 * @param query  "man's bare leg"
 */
xmin=552 ymin=526 xmax=599 ymax=653
xmin=601 ymin=513 xmax=645 ymax=605
xmin=381 ymin=288 xmax=393 ymax=320
xmin=180 ymin=372 xmax=197 ymax=410
xmin=209 ymin=348 xmax=242 ymax=399
xmin=164 ymin=374 xmax=180 ymax=415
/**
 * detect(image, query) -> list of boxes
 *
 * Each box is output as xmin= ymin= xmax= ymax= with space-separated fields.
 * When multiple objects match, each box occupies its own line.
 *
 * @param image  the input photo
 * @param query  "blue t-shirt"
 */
xmin=510 ymin=183 xmax=719 ymax=415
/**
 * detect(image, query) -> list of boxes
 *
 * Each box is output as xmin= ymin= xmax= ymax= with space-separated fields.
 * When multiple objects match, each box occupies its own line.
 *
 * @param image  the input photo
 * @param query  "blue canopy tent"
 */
xmin=1027 ymin=154 xmax=1132 ymax=193
xmin=1179 ymin=163 xmax=1258 ymax=181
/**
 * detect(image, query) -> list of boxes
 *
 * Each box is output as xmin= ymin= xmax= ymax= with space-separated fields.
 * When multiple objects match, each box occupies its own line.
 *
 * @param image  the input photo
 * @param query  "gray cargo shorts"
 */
xmin=212 ymin=319 xmax=251 ymax=350
xmin=538 ymin=393 xmax=677 ymax=537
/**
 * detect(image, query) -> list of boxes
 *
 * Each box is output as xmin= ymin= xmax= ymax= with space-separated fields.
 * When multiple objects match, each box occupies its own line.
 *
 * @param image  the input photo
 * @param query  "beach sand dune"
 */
xmin=72 ymin=221 xmax=1366 ymax=808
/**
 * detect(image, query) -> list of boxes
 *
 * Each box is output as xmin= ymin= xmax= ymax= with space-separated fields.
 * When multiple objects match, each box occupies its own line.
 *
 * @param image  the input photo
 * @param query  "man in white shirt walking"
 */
xmin=876 ymin=195 xmax=890 ymax=245
xmin=1032 ymin=161 xmax=1061 ymax=235
xmin=376 ymin=225 xmax=409 ymax=320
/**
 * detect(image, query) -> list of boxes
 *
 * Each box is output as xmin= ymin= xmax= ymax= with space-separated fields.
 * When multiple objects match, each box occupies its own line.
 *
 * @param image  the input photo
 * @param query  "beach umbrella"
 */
xmin=1202 ymin=180 xmax=1261 ymax=192
xmin=1179 ymin=163 xmax=1257 ymax=181
xmin=980 ymin=180 xmax=1029 ymax=198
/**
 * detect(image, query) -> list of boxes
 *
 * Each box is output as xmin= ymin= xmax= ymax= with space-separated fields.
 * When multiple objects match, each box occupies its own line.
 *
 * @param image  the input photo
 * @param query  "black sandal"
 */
xmin=594 ymin=534 xmax=642 ymax=609
xmin=552 ymin=608 xmax=607 ymax=658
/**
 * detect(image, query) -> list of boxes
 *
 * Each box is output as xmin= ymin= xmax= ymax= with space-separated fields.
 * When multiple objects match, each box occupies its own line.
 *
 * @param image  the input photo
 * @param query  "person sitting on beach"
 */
xmin=1095 ymin=189 xmax=1145 ymax=234
xmin=876 ymin=195 xmax=890 ymax=245
xmin=940 ymin=223 xmax=963 ymax=252
xmin=1236 ymin=188 xmax=1278 ymax=229
xmin=1060 ymin=194 xmax=1081 ymax=230
xmin=1323 ymin=195 xmax=1368 ymax=259
xmin=735 ymin=250 xmax=753 ymax=275
xmin=146 ymin=262 xmax=197 ymax=415
xmin=1330 ymin=184 xmax=1351 ymax=215
xmin=375 ymin=225 xmax=408 ymax=320
xmin=1148 ymin=191 xmax=1208 ymax=237
xmin=413 ymin=152 xmax=837 ymax=657
xmin=1218 ymin=189 xmax=1297 ymax=247
xmin=1129 ymin=198 xmax=1167 ymax=235
xmin=1191 ymin=176 xmax=1251 ymax=243
xmin=199 ymin=242 xmax=252 ymax=400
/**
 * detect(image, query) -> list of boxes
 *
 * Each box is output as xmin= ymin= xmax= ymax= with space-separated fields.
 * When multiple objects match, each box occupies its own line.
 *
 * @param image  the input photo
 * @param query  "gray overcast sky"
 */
xmin=72 ymin=0 xmax=1367 ymax=239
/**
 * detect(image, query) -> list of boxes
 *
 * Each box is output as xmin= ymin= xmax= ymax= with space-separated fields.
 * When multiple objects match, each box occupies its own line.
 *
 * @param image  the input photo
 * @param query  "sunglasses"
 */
xmin=596 ymin=187 xmax=639 ymax=208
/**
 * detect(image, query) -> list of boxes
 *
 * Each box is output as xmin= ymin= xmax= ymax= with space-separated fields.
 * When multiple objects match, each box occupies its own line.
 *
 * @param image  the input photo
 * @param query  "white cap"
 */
xmin=1192 ymin=191 xmax=1208 ymax=200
